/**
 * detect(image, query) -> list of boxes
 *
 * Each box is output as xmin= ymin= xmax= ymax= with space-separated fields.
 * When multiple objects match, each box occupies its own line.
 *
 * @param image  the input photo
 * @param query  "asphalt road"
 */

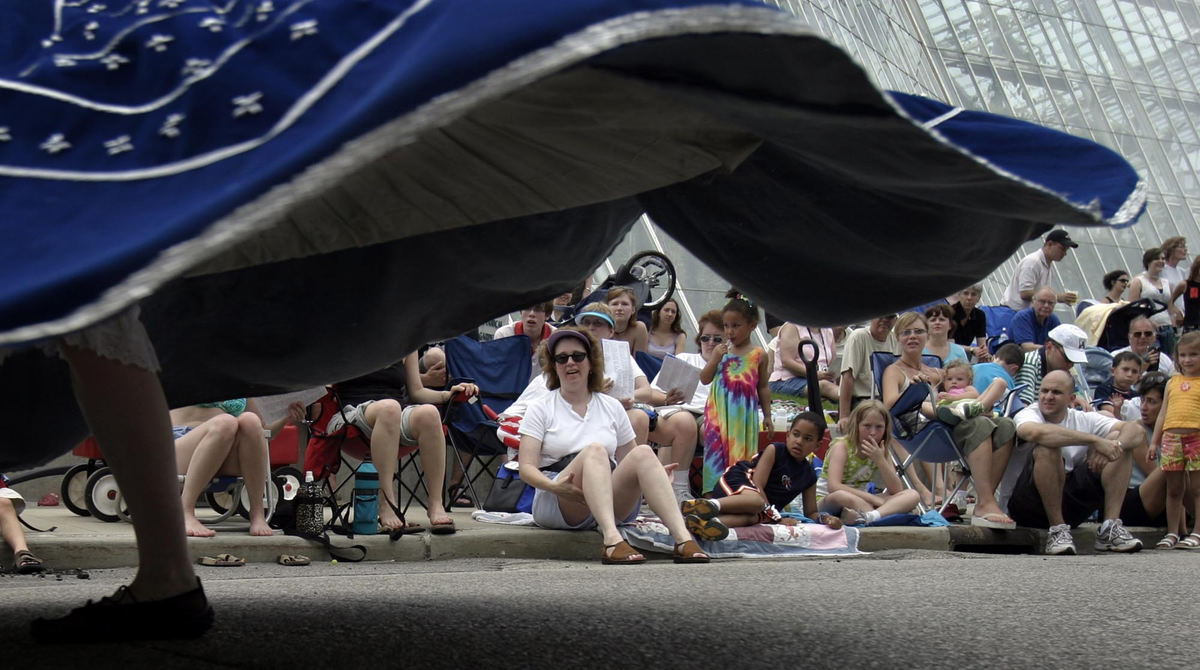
xmin=1 ymin=550 xmax=1194 ymax=668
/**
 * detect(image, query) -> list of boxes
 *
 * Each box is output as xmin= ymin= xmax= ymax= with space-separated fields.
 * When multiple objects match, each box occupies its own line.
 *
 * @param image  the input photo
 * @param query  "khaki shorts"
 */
xmin=0 ymin=487 xmax=25 ymax=516
xmin=326 ymin=400 xmax=419 ymax=447
xmin=952 ymin=415 xmax=1016 ymax=455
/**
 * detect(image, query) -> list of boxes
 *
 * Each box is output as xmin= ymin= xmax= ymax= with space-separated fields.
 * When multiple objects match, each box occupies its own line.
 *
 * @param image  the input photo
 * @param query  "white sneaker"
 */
xmin=1095 ymin=519 xmax=1143 ymax=553
xmin=1045 ymin=523 xmax=1077 ymax=555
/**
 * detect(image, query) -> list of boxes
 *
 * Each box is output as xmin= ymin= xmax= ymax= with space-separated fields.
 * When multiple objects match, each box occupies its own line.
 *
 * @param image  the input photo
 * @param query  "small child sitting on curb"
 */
xmin=680 ymin=411 xmax=842 ymax=541
xmin=1 ymin=474 xmax=45 ymax=574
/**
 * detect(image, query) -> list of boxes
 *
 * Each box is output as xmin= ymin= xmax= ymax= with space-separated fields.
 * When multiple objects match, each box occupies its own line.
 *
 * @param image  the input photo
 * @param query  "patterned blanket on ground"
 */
xmin=621 ymin=517 xmax=863 ymax=558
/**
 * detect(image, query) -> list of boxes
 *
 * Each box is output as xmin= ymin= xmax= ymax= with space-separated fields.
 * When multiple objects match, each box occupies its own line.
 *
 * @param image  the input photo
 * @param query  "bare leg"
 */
xmin=0 ymin=498 xmax=29 ymax=555
xmin=176 ymin=415 xmax=238 ymax=538
xmin=626 ymin=409 xmax=650 ymax=447
xmin=364 ymin=400 xmax=406 ymax=532
xmin=966 ymin=437 xmax=1009 ymax=519
xmin=407 ymin=404 xmax=450 ymax=526
xmin=1164 ymin=471 xmax=1186 ymax=539
xmin=611 ymin=445 xmax=698 ymax=549
xmin=62 ymin=345 xmax=196 ymax=601
xmin=876 ymin=489 xmax=922 ymax=516
xmin=1031 ymin=446 xmax=1067 ymax=527
xmin=1100 ymin=450 xmax=1134 ymax=521
xmin=230 ymin=413 xmax=272 ymax=536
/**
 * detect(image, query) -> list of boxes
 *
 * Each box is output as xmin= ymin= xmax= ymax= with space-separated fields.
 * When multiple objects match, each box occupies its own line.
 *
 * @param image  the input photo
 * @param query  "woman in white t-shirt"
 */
xmin=518 ymin=328 xmax=709 ymax=565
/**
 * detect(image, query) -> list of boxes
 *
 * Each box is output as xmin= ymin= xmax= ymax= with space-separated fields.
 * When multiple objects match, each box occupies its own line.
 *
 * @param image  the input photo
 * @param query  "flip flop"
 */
xmin=197 ymin=553 xmax=245 ymax=567
xmin=447 ymin=483 xmax=473 ymax=508
xmin=380 ymin=520 xmax=423 ymax=535
xmin=14 ymin=549 xmax=45 ymax=574
xmin=277 ymin=554 xmax=311 ymax=566
xmin=971 ymin=512 xmax=1016 ymax=530
xmin=429 ymin=518 xmax=456 ymax=535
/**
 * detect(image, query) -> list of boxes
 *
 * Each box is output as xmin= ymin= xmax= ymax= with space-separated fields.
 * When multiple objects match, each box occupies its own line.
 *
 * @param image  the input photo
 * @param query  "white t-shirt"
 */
xmin=997 ymin=405 xmax=1120 ymax=509
xmin=1162 ymin=262 xmax=1187 ymax=312
xmin=1002 ymin=250 xmax=1052 ymax=311
xmin=519 ymin=390 xmax=636 ymax=468
xmin=501 ymin=373 xmax=552 ymax=421
xmin=650 ymin=351 xmax=710 ymax=413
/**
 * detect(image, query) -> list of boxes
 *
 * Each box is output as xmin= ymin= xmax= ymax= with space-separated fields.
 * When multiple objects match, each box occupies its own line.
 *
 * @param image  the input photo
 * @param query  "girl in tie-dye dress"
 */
xmin=700 ymin=291 xmax=773 ymax=494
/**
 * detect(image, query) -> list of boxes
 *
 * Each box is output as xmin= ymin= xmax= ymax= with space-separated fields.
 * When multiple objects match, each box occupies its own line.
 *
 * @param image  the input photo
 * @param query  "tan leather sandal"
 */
xmin=673 ymin=539 xmax=710 ymax=564
xmin=601 ymin=540 xmax=645 ymax=565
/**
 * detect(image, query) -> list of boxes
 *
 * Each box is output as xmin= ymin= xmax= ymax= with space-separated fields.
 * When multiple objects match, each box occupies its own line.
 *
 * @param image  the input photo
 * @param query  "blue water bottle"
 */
xmin=351 ymin=458 xmax=379 ymax=535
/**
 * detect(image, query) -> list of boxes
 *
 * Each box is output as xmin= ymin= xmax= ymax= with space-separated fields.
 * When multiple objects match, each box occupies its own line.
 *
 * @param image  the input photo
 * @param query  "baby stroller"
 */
xmin=552 ymin=250 xmax=676 ymax=327
xmin=1076 ymin=298 xmax=1167 ymax=352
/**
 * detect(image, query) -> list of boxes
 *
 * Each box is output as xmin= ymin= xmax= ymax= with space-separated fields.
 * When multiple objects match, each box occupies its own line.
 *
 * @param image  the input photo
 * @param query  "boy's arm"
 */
xmin=976 ymin=379 xmax=1007 ymax=408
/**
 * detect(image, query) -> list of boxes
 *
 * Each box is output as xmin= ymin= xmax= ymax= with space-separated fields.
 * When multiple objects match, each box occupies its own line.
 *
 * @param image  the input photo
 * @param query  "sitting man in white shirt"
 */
xmin=999 ymin=370 xmax=1145 ymax=555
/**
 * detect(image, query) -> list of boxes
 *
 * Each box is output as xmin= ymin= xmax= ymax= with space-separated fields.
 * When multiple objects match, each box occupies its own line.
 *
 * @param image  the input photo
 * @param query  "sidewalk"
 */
xmin=4 ymin=506 xmax=1167 ymax=570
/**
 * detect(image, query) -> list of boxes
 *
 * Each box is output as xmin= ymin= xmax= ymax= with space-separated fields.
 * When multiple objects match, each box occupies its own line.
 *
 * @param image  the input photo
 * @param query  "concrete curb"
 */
xmin=2 ymin=507 xmax=1168 ymax=570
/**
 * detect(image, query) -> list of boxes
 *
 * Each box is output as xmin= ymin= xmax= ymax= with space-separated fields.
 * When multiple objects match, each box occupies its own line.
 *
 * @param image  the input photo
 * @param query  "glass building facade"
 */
xmin=593 ymin=1 xmax=1199 ymax=340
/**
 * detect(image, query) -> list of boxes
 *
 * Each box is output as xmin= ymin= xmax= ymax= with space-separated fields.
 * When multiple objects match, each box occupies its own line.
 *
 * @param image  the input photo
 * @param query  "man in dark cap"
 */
xmin=1002 ymin=229 xmax=1080 ymax=311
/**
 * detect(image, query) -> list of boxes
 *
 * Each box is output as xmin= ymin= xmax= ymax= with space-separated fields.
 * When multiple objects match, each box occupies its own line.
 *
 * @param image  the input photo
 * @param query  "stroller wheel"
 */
xmin=273 ymin=466 xmax=303 ymax=502
xmin=61 ymin=463 xmax=92 ymax=517
xmin=83 ymin=467 xmax=122 ymax=523
xmin=623 ymin=251 xmax=675 ymax=309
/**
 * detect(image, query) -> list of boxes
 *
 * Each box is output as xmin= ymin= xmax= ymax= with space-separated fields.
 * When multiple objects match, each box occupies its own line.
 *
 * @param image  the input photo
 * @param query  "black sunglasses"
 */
xmin=1131 ymin=330 xmax=1155 ymax=338
xmin=553 ymin=352 xmax=588 ymax=364
xmin=699 ymin=335 xmax=724 ymax=343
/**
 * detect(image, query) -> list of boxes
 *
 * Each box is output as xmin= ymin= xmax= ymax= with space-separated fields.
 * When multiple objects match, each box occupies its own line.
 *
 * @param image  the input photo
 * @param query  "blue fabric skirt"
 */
xmin=0 ymin=0 xmax=1144 ymax=468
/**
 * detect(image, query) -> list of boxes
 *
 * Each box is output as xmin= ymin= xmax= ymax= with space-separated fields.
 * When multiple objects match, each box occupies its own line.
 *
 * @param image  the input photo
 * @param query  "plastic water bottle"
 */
xmin=295 ymin=470 xmax=325 ymax=536
xmin=351 ymin=458 xmax=379 ymax=535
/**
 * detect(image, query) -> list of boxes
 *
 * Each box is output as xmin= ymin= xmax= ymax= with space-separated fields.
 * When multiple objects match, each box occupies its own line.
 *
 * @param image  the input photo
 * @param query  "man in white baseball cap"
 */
xmin=1014 ymin=323 xmax=1090 ymax=406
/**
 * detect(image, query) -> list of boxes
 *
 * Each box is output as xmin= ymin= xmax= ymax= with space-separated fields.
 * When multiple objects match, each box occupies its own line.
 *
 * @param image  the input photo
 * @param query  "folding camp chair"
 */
xmin=869 ymin=351 xmax=969 ymax=515
xmin=301 ymin=387 xmax=425 ymax=535
xmin=443 ymin=335 xmax=532 ymax=509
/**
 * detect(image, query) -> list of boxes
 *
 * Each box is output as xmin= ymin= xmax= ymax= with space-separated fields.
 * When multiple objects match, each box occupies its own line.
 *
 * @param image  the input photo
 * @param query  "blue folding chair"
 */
xmin=443 ymin=335 xmax=532 ymax=509
xmin=869 ymin=351 xmax=969 ymax=515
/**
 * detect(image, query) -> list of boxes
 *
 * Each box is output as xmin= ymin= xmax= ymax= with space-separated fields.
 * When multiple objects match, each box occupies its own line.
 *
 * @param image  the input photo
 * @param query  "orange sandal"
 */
xmin=673 ymin=539 xmax=710 ymax=564
xmin=601 ymin=540 xmax=645 ymax=565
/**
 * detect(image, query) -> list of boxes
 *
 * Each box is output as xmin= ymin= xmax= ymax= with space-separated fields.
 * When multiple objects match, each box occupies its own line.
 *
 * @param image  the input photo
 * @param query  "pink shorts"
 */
xmin=1159 ymin=431 xmax=1200 ymax=472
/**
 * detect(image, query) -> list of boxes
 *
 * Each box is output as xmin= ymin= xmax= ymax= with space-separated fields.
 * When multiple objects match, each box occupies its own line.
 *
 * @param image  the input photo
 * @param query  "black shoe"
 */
xmin=31 ymin=578 xmax=214 ymax=643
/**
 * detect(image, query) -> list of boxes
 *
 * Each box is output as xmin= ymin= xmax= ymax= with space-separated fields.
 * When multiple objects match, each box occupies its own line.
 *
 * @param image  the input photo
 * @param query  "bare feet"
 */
xmin=428 ymin=510 xmax=452 ymax=527
xmin=378 ymin=507 xmax=405 ymax=532
xmin=248 ymin=519 xmax=273 ymax=536
xmin=183 ymin=514 xmax=215 ymax=538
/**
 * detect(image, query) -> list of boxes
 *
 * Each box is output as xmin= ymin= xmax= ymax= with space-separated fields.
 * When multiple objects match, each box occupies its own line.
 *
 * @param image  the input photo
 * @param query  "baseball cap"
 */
xmin=1045 ymin=229 xmax=1078 ymax=248
xmin=1048 ymin=324 xmax=1088 ymax=363
xmin=545 ymin=328 xmax=591 ymax=354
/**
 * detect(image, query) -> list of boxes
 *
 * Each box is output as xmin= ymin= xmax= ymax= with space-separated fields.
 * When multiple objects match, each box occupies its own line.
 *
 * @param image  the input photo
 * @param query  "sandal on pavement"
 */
xmin=14 ymin=549 xmax=45 ymax=574
xmin=429 ymin=518 xmax=457 ymax=535
xmin=601 ymin=540 xmax=645 ymax=565
xmin=684 ymin=514 xmax=730 ymax=542
xmin=679 ymin=498 xmax=719 ymax=519
xmin=277 ymin=554 xmax=311 ymax=566
xmin=1176 ymin=533 xmax=1200 ymax=549
xmin=970 ymin=512 xmax=1016 ymax=530
xmin=673 ymin=539 xmax=710 ymax=564
xmin=30 ymin=578 xmax=214 ymax=643
xmin=197 ymin=553 xmax=245 ymax=567
xmin=1155 ymin=533 xmax=1179 ymax=550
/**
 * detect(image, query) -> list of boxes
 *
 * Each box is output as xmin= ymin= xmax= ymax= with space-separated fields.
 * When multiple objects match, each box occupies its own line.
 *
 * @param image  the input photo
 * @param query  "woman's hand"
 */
xmin=818 ymin=512 xmax=843 ymax=529
xmin=601 ymin=378 xmax=615 ymax=393
xmin=449 ymin=382 xmax=478 ymax=400
xmin=620 ymin=397 xmax=634 ymax=410
xmin=664 ymin=388 xmax=686 ymax=405
xmin=552 ymin=472 xmax=586 ymax=505
xmin=286 ymin=401 xmax=307 ymax=425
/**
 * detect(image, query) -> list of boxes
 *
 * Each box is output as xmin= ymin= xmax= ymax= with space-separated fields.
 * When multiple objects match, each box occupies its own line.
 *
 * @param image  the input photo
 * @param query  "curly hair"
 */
xmin=539 ymin=328 xmax=606 ymax=392
xmin=721 ymin=287 xmax=759 ymax=325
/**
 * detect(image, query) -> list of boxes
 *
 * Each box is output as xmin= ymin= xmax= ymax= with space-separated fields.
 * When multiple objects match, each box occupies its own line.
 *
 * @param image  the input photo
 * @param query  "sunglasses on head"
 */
xmin=699 ymin=335 xmax=724 ymax=343
xmin=553 ymin=351 xmax=588 ymax=364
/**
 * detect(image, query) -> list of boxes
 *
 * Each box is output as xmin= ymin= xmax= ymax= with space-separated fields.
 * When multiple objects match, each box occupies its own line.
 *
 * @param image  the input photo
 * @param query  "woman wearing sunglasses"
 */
xmin=518 ymin=328 xmax=709 ymax=564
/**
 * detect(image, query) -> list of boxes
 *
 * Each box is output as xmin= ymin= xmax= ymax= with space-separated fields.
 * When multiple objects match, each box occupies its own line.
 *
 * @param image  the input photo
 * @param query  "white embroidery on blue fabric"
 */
xmin=84 ymin=21 xmax=100 ymax=40
xmin=256 ymin=1 xmax=275 ymax=22
xmin=40 ymin=134 xmax=72 ymax=154
xmin=200 ymin=17 xmax=225 ymax=32
xmin=3 ymin=0 xmax=433 ymax=180
xmin=0 ymin=128 xmax=11 ymax=142
xmin=289 ymin=19 xmax=317 ymax=40
xmin=180 ymin=58 xmax=212 ymax=77
xmin=54 ymin=55 xmax=79 ymax=67
xmin=159 ymin=0 xmax=187 ymax=8
xmin=10 ymin=1 xmax=311 ymax=114
xmin=159 ymin=113 xmax=185 ymax=137
xmin=146 ymin=34 xmax=174 ymax=51
xmin=88 ymin=4 xmax=109 ymax=14
xmin=101 ymin=53 xmax=131 ymax=70
xmin=104 ymin=135 xmax=134 ymax=155
xmin=135 ymin=0 xmax=151 ymax=15
xmin=232 ymin=92 xmax=263 ymax=117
